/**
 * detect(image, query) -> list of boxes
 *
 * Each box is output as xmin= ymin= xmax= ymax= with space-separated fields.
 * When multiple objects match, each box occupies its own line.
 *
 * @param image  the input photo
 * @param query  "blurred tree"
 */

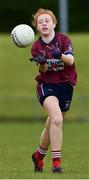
xmin=0 ymin=0 xmax=58 ymax=32
xmin=0 ymin=0 xmax=89 ymax=32
xmin=69 ymin=0 xmax=89 ymax=32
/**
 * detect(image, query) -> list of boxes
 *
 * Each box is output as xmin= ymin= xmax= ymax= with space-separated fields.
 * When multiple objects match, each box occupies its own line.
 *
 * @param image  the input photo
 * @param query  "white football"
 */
xmin=11 ymin=24 xmax=35 ymax=47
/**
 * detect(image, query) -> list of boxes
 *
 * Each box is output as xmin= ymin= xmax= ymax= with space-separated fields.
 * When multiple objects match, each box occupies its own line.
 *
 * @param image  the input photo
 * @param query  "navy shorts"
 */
xmin=36 ymin=82 xmax=73 ymax=112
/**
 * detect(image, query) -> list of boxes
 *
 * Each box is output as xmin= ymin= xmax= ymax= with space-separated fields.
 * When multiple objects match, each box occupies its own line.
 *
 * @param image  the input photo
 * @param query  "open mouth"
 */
xmin=42 ymin=27 xmax=48 ymax=31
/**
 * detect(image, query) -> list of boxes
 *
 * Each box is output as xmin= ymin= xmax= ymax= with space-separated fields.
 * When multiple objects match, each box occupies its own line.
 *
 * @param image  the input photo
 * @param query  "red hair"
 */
xmin=32 ymin=8 xmax=57 ymax=27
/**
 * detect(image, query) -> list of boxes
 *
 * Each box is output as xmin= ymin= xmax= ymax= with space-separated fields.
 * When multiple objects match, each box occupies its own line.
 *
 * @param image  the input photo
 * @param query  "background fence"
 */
xmin=0 ymin=95 xmax=89 ymax=122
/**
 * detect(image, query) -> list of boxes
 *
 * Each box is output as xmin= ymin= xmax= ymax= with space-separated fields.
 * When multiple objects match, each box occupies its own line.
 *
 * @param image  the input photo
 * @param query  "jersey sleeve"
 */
xmin=31 ymin=42 xmax=39 ymax=58
xmin=61 ymin=34 xmax=74 ymax=56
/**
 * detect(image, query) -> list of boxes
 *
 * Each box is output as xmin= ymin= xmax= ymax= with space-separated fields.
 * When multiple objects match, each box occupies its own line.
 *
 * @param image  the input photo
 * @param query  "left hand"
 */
xmin=53 ymin=48 xmax=62 ymax=59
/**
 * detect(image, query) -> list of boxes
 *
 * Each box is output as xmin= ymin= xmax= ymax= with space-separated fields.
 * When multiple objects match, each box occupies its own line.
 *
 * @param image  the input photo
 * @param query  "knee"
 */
xmin=51 ymin=114 xmax=63 ymax=127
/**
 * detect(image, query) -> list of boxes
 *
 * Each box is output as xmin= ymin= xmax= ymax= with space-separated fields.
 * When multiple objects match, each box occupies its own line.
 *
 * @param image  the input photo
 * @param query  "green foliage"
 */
xmin=69 ymin=0 xmax=89 ymax=32
xmin=0 ymin=0 xmax=58 ymax=32
xmin=0 ymin=0 xmax=89 ymax=32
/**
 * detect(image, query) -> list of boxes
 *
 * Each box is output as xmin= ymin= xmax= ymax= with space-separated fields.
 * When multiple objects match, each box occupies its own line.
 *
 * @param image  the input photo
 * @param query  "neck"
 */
xmin=42 ymin=30 xmax=55 ymax=44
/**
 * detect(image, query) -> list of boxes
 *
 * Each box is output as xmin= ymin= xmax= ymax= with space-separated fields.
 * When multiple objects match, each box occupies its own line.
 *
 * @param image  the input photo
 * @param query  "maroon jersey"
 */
xmin=31 ymin=32 xmax=77 ymax=86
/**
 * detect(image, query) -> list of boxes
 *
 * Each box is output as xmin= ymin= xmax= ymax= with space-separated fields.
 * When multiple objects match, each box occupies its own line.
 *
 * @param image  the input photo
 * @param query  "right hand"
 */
xmin=33 ymin=55 xmax=46 ymax=65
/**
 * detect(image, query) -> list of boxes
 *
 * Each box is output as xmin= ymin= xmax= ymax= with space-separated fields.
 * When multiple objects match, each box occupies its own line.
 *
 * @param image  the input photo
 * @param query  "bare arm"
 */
xmin=61 ymin=54 xmax=74 ymax=66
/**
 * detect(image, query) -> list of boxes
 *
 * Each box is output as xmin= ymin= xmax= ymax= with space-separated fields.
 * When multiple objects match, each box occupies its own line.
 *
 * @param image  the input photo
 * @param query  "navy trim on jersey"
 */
xmin=64 ymin=51 xmax=74 ymax=56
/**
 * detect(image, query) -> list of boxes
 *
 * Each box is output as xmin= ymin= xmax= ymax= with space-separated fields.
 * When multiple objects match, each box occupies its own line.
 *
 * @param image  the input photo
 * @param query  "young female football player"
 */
xmin=30 ymin=8 xmax=77 ymax=173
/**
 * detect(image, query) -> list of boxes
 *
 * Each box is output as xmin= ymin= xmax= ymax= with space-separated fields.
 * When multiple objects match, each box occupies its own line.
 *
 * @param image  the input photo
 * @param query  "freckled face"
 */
xmin=37 ymin=14 xmax=56 ymax=36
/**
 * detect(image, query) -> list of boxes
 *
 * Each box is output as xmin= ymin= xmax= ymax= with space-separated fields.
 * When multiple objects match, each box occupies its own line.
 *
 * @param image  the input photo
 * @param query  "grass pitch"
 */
xmin=0 ymin=121 xmax=89 ymax=179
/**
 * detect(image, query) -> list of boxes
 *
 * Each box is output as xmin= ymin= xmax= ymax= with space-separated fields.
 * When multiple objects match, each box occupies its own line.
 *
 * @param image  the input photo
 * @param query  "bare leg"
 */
xmin=32 ymin=96 xmax=65 ymax=172
xmin=40 ymin=112 xmax=66 ymax=150
xmin=40 ymin=116 xmax=50 ymax=149
xmin=43 ymin=96 xmax=63 ymax=151
xmin=40 ymin=108 xmax=66 ymax=151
